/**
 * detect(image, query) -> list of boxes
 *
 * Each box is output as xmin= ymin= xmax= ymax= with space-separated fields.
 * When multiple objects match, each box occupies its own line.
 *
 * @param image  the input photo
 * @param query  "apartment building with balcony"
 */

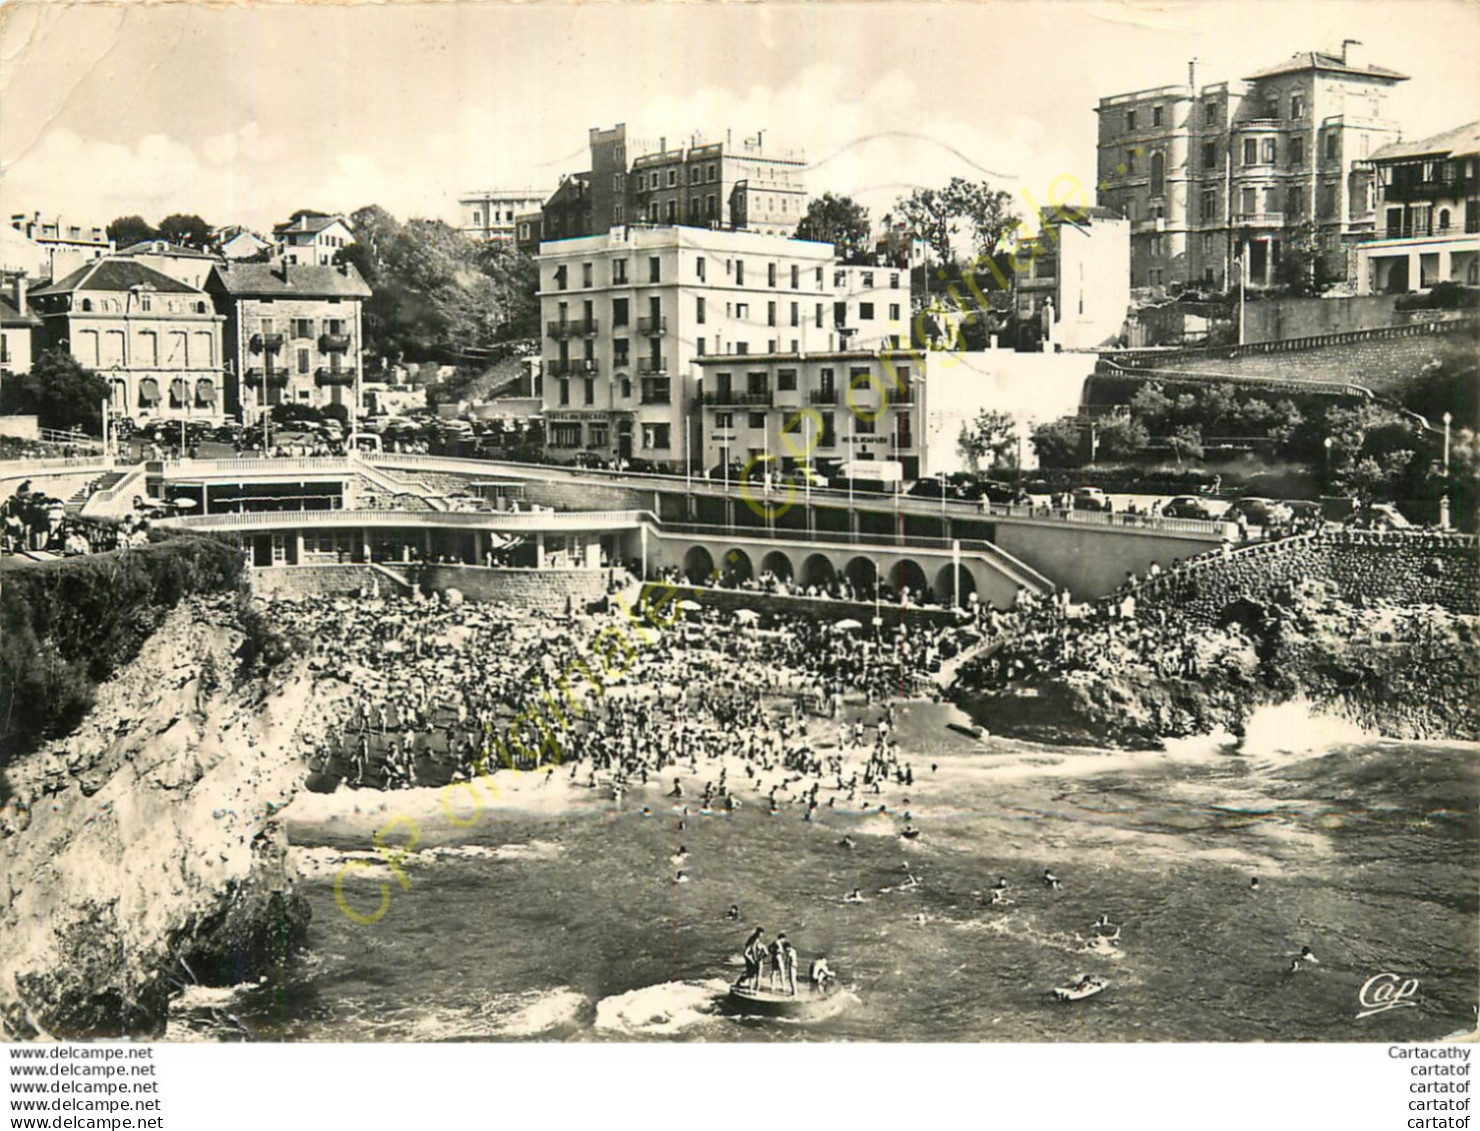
xmin=29 ymin=259 xmax=225 ymax=423
xmin=694 ymin=348 xmax=927 ymax=478
xmin=537 ymin=226 xmax=837 ymax=468
xmin=1352 ymin=119 xmax=1480 ymax=294
xmin=458 ymin=189 xmax=550 ymax=242
xmin=1095 ymin=43 xmax=1406 ymax=291
xmin=206 ymin=260 xmax=371 ymax=422
xmin=830 ymin=264 xmax=911 ymax=351
xmin=541 ymin=124 xmax=807 ymax=242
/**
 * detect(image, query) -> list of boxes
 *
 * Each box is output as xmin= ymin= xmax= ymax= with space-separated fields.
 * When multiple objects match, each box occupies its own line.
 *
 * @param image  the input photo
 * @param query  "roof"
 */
xmin=207 ymin=260 xmax=372 ymax=299
xmin=273 ymin=213 xmax=351 ymax=237
xmin=1370 ymin=119 xmax=1480 ymax=163
xmin=1040 ymin=204 xmax=1123 ymax=226
xmin=1243 ymin=51 xmax=1408 ymax=82
xmin=31 ymin=258 xmax=205 ymax=297
xmin=116 ymin=239 xmax=222 ymax=261
xmin=0 ymin=293 xmax=40 ymax=326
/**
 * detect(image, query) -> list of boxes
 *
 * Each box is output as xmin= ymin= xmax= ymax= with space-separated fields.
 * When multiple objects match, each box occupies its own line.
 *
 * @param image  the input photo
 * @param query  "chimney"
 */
xmin=1188 ymin=58 xmax=1198 ymax=92
xmin=12 ymin=272 xmax=27 ymax=313
xmin=1342 ymin=39 xmax=1367 ymax=69
xmin=660 ymin=136 xmax=666 ymax=153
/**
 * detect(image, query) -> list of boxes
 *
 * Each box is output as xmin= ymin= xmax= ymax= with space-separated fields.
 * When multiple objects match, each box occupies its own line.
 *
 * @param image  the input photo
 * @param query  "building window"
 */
xmin=1126 ymin=109 xmax=1137 ymax=132
xmin=582 ymin=263 xmax=593 ymax=287
xmin=790 ymin=302 xmax=799 ymax=327
xmin=859 ymin=302 xmax=875 ymax=319
xmin=777 ymin=368 xmax=797 ymax=392
xmin=1243 ymin=139 xmax=1258 ymax=165
xmin=1241 ymin=188 xmax=1256 ymax=215
xmin=790 ymin=264 xmax=800 ymax=289
xmin=1320 ymin=183 xmax=1338 ymax=218
xmin=735 ymin=302 xmax=749 ymax=320
xmin=292 ymin=318 xmax=314 ymax=338
xmin=1125 ymin=149 xmax=1137 ymax=174
xmin=888 ymin=303 xmax=901 ymax=321
xmin=297 ymin=349 xmax=310 ymax=374
xmin=696 ymin=296 xmax=706 ymax=324
xmin=1288 ymin=186 xmax=1304 ymax=216
xmin=1203 ymin=141 xmax=1217 ymax=170
xmin=735 ymin=260 xmax=745 ymax=285
xmin=613 ymin=298 xmax=629 ymax=327
xmin=1152 ymin=105 xmax=1163 ymax=127
xmin=1200 ymin=189 xmax=1217 ymax=220
xmin=1204 ymin=100 xmax=1218 ymax=124
xmin=1291 ymin=93 xmax=1305 ymax=120
xmin=667 ymin=169 xmax=677 ymax=188
xmin=1150 ymin=151 xmax=1165 ymax=196
xmin=666 ymin=200 xmax=677 ymax=222
xmin=768 ymin=262 xmax=777 ymax=287
xmin=1260 ymin=137 xmax=1276 ymax=164
xmin=696 ymin=256 xmax=706 ymax=282
xmin=614 ymin=338 xmax=629 ymax=366
xmin=767 ymin=301 xmax=777 ymax=326
xmin=1438 ymin=208 xmax=1452 ymax=232
xmin=1201 ymin=233 xmax=1214 ymax=255
xmin=648 ymin=256 xmax=661 ymax=283
xmin=559 ymin=379 xmax=570 ymax=406
xmin=1291 ymin=136 xmax=1305 ymax=164
xmin=1325 ymin=132 xmax=1338 ymax=160
xmin=643 ymin=423 xmax=670 ymax=450
xmin=555 ymin=265 xmax=568 ymax=290
xmin=748 ymin=412 xmax=765 ymax=430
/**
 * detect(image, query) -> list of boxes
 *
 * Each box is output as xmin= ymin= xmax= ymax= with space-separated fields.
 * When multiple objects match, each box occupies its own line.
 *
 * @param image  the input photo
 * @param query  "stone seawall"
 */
xmin=417 ymin=565 xmax=609 ymax=613
xmin=1139 ymin=530 xmax=1479 ymax=625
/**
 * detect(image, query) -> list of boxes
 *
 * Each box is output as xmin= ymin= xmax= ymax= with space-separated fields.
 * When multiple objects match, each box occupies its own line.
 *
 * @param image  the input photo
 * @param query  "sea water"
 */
xmin=170 ymin=705 xmax=1480 ymax=1042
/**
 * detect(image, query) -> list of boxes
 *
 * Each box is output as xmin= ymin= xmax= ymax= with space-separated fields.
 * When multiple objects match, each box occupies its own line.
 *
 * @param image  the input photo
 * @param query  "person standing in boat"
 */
xmin=776 ymin=934 xmax=799 ymax=996
xmin=740 ymin=927 xmax=766 ymax=989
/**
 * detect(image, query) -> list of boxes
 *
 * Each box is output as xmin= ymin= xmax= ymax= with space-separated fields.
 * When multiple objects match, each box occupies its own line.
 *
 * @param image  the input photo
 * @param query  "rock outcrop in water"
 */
xmin=0 ymin=597 xmax=315 ymax=1039
xmin=955 ymin=580 xmax=1480 ymax=750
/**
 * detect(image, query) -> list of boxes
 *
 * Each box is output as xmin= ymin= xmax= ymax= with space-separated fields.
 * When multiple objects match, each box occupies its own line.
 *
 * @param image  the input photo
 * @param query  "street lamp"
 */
xmin=1443 ymin=411 xmax=1453 ymax=476
xmin=1323 ymin=435 xmax=1334 ymax=482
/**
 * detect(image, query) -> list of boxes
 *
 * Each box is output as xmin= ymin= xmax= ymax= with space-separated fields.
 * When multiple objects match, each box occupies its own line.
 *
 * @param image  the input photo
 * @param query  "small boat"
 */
xmin=1052 ymin=976 xmax=1107 ymax=1002
xmin=721 ymin=984 xmax=850 ymax=1021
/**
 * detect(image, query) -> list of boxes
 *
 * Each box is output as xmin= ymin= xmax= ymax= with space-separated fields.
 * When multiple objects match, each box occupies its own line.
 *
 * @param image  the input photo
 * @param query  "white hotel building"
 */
xmin=537 ymin=226 xmax=914 ymax=471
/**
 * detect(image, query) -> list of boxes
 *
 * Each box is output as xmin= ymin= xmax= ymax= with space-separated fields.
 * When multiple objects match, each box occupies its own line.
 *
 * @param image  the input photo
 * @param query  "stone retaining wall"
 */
xmin=417 ymin=564 xmax=609 ymax=613
xmin=1138 ymin=530 xmax=1479 ymax=625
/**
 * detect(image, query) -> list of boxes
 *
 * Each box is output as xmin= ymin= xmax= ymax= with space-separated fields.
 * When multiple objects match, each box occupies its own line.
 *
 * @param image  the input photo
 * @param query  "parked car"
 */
xmin=907 ymin=476 xmax=962 ymax=501
xmin=1071 ymin=486 xmax=1112 ymax=512
xmin=708 ymin=460 xmax=746 ymax=482
xmin=786 ymin=464 xmax=829 ymax=489
xmin=1226 ymin=497 xmax=1293 ymax=526
xmin=1347 ymin=503 xmax=1413 ymax=530
xmin=1163 ymin=495 xmax=1220 ymax=520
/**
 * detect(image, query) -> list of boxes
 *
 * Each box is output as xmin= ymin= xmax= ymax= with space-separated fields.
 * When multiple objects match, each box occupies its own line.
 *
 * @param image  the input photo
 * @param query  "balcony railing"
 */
xmin=1232 ymin=212 xmax=1285 ymax=227
xmin=314 ymin=368 xmax=355 ymax=387
xmin=319 ymin=333 xmax=352 ymax=353
xmin=548 ymin=359 xmax=597 ymax=378
xmin=699 ymin=389 xmax=770 ymax=407
xmin=244 ymin=367 xmax=290 ymax=388
xmin=637 ymin=357 xmax=668 ymax=375
xmin=547 ymin=319 xmax=599 ymax=339
xmin=886 ymin=390 xmax=914 ymax=406
xmin=636 ymin=315 xmax=667 ymax=335
xmin=250 ymin=332 xmax=285 ymax=353
xmin=809 ymin=388 xmax=837 ymax=405
xmin=640 ymin=386 xmax=672 ymax=406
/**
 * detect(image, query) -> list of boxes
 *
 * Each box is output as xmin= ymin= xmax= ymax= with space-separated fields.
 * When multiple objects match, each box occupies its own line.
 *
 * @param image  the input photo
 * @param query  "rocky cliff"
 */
xmin=957 ymin=583 xmax=1480 ymax=750
xmin=0 ymin=596 xmax=317 ymax=1039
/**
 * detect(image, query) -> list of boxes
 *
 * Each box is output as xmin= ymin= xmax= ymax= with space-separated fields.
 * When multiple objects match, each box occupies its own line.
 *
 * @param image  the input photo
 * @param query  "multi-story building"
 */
xmin=114 ymin=239 xmax=223 ymax=290
xmin=458 ymin=190 xmax=550 ymax=242
xmin=1352 ymin=119 xmax=1480 ymax=293
xmin=272 ymin=213 xmax=356 ymax=267
xmin=537 ymin=226 xmax=837 ymax=468
xmin=206 ymin=260 xmax=372 ymax=423
xmin=29 ymin=259 xmax=225 ymax=423
xmin=1011 ymin=206 xmax=1131 ymax=350
xmin=9 ymin=212 xmax=114 ymax=283
xmin=541 ymin=124 xmax=807 ymax=242
xmin=1 ymin=273 xmax=39 ymax=381
xmin=830 ymin=264 xmax=911 ymax=351
xmin=1095 ymin=43 xmax=1407 ymax=290
xmin=514 ymin=212 xmax=544 ymax=256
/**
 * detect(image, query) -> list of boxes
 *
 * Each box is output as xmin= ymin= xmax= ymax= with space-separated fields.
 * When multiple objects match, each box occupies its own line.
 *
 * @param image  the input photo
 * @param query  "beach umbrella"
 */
xmin=834 ymin=618 xmax=864 ymax=631
xmin=170 ymin=497 xmax=198 ymax=509
xmin=678 ymin=600 xmax=703 ymax=613
xmin=734 ymin=609 xmax=761 ymax=623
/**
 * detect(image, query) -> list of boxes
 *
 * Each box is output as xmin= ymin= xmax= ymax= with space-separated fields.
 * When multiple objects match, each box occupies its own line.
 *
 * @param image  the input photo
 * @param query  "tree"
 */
xmin=957 ymin=409 xmax=1019 ymax=472
xmin=939 ymin=177 xmax=1021 ymax=260
xmin=1094 ymin=415 xmax=1150 ymax=461
xmin=796 ymin=193 xmax=872 ymax=263
xmin=892 ymin=187 xmax=954 ymax=267
xmin=1168 ymin=423 xmax=1205 ymax=464
xmin=156 ymin=213 xmax=212 ymax=249
xmin=1129 ymin=382 xmax=1173 ymax=431
xmin=1276 ymin=220 xmax=1329 ymax=297
xmin=1030 ymin=416 xmax=1084 ymax=468
xmin=0 ymin=348 xmax=109 ymax=433
xmin=106 ymin=215 xmax=156 ymax=248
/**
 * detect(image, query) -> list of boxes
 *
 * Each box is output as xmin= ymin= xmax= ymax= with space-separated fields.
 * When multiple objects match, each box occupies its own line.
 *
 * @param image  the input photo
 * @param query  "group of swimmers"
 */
xmin=737 ymin=927 xmax=835 ymax=997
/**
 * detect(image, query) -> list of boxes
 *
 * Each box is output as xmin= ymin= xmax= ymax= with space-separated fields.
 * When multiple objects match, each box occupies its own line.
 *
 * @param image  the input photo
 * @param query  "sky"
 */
xmin=2 ymin=0 xmax=1478 ymax=238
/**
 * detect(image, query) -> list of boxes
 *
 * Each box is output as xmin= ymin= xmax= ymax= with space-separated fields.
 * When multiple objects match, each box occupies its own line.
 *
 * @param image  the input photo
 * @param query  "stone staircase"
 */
xmin=64 ymin=470 xmax=126 ymax=515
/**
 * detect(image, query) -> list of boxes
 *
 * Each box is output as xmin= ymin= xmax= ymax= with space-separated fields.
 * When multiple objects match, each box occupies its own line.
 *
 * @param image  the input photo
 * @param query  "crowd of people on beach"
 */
xmin=0 ymin=481 xmax=153 ymax=556
xmin=280 ymin=584 xmax=958 ymax=798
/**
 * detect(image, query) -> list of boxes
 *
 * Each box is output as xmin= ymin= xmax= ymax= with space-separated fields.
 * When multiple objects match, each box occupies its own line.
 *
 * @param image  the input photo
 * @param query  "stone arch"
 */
xmin=889 ymin=558 xmax=929 ymax=602
xmin=800 ymin=553 xmax=836 ymax=590
xmin=682 ymin=545 xmax=715 ymax=584
xmin=844 ymin=557 xmax=878 ymax=593
xmin=724 ymin=547 xmax=754 ymax=584
xmin=935 ymin=561 xmax=978 ymax=606
xmin=760 ymin=549 xmax=794 ymax=582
